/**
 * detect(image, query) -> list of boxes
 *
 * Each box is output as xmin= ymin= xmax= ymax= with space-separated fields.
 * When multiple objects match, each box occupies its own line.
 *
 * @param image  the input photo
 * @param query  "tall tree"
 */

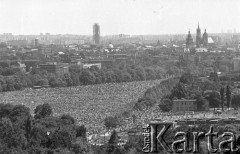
xmin=158 ymin=99 xmax=172 ymax=112
xmin=34 ymin=103 xmax=52 ymax=119
xmin=204 ymin=91 xmax=221 ymax=111
xmin=79 ymin=70 xmax=96 ymax=85
xmin=231 ymin=95 xmax=240 ymax=109
xmin=106 ymin=130 xmax=119 ymax=154
xmin=25 ymin=116 xmax=32 ymax=144
xmin=209 ymin=72 xmax=219 ymax=83
xmin=170 ymin=83 xmax=187 ymax=99
xmin=226 ymin=85 xmax=231 ymax=110
xmin=195 ymin=96 xmax=208 ymax=111
xmin=220 ymin=87 xmax=225 ymax=111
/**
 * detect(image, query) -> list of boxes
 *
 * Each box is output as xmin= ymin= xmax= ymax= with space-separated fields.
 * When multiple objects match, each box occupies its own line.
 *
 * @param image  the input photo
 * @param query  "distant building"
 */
xmin=233 ymin=58 xmax=240 ymax=72
xmin=82 ymin=59 xmax=114 ymax=68
xmin=93 ymin=23 xmax=100 ymax=45
xmin=83 ymin=63 xmax=101 ymax=69
xmin=202 ymin=29 xmax=208 ymax=48
xmin=7 ymin=40 xmax=27 ymax=48
xmin=65 ymin=39 xmax=85 ymax=45
xmin=186 ymin=30 xmax=194 ymax=49
xmin=172 ymin=99 xmax=209 ymax=112
xmin=54 ymin=39 xmax=65 ymax=45
xmin=39 ymin=62 xmax=69 ymax=75
xmin=34 ymin=39 xmax=39 ymax=47
xmin=107 ymin=54 xmax=128 ymax=59
xmin=172 ymin=99 xmax=197 ymax=112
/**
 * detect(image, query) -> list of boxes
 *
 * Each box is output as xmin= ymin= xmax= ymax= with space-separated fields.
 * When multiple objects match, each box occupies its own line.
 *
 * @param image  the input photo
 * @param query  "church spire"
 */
xmin=196 ymin=23 xmax=202 ymax=48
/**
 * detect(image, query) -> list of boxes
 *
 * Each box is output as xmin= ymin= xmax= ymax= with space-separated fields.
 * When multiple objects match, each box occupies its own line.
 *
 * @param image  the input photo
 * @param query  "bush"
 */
xmin=60 ymin=114 xmax=75 ymax=125
xmin=34 ymin=103 xmax=52 ymax=119
xmin=135 ymin=66 xmax=146 ymax=81
xmin=145 ymin=68 xmax=156 ymax=80
xmin=9 ymin=104 xmax=30 ymax=123
xmin=105 ymin=71 xmax=116 ymax=83
xmin=79 ymin=69 xmax=96 ymax=85
xmin=50 ymin=129 xmax=72 ymax=149
xmin=179 ymin=72 xmax=194 ymax=84
xmin=64 ymin=74 xmax=73 ymax=87
xmin=122 ymin=71 xmax=132 ymax=82
xmin=0 ymin=103 xmax=14 ymax=118
xmin=70 ymin=72 xmax=80 ymax=86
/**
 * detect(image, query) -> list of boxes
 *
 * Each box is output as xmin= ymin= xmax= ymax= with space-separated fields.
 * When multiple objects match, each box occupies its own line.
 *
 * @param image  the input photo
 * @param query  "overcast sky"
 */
xmin=0 ymin=0 xmax=239 ymax=35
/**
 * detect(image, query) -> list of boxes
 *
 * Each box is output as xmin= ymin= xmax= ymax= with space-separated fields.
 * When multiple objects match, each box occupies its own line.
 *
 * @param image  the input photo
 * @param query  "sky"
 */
xmin=0 ymin=0 xmax=239 ymax=35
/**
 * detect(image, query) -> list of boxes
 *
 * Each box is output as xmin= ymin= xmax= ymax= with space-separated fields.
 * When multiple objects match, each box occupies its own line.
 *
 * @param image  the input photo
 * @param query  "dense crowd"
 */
xmin=0 ymin=79 xmax=163 ymax=136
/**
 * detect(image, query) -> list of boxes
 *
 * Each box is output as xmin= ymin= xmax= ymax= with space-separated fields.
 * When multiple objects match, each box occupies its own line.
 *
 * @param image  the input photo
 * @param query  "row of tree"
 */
xmin=142 ymin=72 xmax=235 ymax=112
xmin=133 ymin=78 xmax=178 ymax=111
xmin=0 ymin=63 xmax=168 ymax=92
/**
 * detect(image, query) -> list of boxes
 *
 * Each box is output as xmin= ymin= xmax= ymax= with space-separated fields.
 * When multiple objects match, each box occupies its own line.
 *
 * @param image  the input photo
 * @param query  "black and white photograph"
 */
xmin=0 ymin=0 xmax=240 ymax=153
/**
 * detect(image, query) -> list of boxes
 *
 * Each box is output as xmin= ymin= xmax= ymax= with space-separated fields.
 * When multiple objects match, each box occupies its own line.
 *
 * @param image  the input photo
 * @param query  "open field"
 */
xmin=0 ymin=79 xmax=163 ymax=134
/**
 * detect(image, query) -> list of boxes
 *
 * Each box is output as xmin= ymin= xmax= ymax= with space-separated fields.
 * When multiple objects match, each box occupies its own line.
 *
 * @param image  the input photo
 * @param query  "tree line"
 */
xmin=132 ymin=72 xmax=238 ymax=113
xmin=0 ymin=63 xmax=168 ymax=92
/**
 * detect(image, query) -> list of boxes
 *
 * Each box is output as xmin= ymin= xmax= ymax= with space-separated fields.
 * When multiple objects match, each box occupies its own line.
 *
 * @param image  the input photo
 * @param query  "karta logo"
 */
xmin=142 ymin=122 xmax=238 ymax=153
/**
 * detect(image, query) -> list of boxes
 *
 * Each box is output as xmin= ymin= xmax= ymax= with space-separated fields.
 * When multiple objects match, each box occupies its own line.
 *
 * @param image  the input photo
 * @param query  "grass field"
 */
xmin=0 ymin=79 xmax=163 ymax=134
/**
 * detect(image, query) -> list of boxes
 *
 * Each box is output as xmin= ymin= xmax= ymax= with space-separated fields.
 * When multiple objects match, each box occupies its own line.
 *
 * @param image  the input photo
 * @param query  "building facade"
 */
xmin=172 ymin=99 xmax=209 ymax=112
xmin=39 ymin=62 xmax=69 ymax=75
xmin=172 ymin=99 xmax=197 ymax=112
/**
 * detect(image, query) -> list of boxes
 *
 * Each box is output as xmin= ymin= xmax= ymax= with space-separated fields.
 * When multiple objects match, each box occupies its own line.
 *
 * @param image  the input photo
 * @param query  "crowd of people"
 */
xmin=0 ymin=79 xmax=163 ymax=136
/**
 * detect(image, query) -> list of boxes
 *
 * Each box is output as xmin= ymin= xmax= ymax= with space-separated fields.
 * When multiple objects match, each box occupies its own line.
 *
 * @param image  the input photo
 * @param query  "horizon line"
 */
xmin=1 ymin=32 xmax=239 ymax=36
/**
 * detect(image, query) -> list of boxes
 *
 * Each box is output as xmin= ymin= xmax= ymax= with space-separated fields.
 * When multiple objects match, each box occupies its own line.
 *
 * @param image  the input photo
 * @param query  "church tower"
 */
xmin=196 ymin=23 xmax=202 ymax=48
xmin=186 ymin=30 xmax=193 ymax=49
xmin=185 ymin=30 xmax=193 ymax=66
xmin=202 ymin=29 xmax=208 ymax=48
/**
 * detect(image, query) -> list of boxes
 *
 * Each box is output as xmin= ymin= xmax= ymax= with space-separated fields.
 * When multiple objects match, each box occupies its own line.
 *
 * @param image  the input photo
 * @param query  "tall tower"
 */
xmin=93 ymin=23 xmax=100 ymax=45
xmin=185 ymin=30 xmax=193 ymax=66
xmin=202 ymin=29 xmax=208 ymax=48
xmin=196 ymin=23 xmax=202 ymax=48
xmin=186 ymin=30 xmax=193 ymax=49
xmin=34 ymin=38 xmax=39 ymax=47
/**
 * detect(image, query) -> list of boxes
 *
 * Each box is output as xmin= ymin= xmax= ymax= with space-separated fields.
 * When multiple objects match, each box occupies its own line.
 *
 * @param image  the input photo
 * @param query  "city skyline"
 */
xmin=0 ymin=0 xmax=239 ymax=35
